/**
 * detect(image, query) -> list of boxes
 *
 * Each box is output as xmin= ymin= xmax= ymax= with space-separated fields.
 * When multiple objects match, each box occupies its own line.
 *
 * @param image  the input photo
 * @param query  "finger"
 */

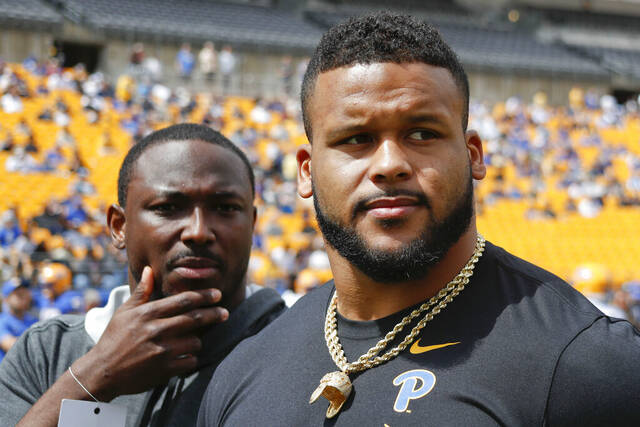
xmin=139 ymin=288 xmax=223 ymax=319
xmin=166 ymin=335 xmax=203 ymax=358
xmin=127 ymin=266 xmax=155 ymax=306
xmin=150 ymin=307 xmax=229 ymax=337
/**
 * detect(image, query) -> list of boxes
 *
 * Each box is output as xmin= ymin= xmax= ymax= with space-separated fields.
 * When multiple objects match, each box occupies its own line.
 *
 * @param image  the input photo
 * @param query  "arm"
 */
xmin=0 ymin=333 xmax=17 ymax=352
xmin=545 ymin=317 xmax=640 ymax=426
xmin=16 ymin=266 xmax=229 ymax=427
xmin=0 ymin=317 xmax=18 ymax=352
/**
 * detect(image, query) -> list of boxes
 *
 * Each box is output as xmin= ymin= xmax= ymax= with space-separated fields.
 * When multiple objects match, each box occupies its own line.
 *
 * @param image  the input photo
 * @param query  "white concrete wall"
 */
xmin=468 ymin=70 xmax=609 ymax=105
xmin=0 ymin=29 xmax=53 ymax=63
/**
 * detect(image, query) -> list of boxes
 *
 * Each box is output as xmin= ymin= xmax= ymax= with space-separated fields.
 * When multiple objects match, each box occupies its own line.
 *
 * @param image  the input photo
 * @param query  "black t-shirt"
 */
xmin=198 ymin=242 xmax=640 ymax=426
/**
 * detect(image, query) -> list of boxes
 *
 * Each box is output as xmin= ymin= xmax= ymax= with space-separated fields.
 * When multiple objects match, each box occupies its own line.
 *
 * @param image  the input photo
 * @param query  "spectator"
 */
xmin=198 ymin=41 xmax=217 ymax=83
xmin=5 ymin=147 xmax=39 ymax=173
xmin=176 ymin=43 xmax=195 ymax=82
xmin=0 ymin=210 xmax=22 ymax=248
xmin=33 ymin=262 xmax=83 ymax=321
xmin=128 ymin=42 xmax=145 ymax=73
xmin=218 ymin=45 xmax=236 ymax=94
xmin=1 ymin=85 xmax=23 ymax=113
xmin=279 ymin=55 xmax=294 ymax=95
xmin=0 ymin=134 xmax=14 ymax=152
xmin=0 ymin=279 xmax=37 ymax=363
xmin=33 ymin=201 xmax=67 ymax=235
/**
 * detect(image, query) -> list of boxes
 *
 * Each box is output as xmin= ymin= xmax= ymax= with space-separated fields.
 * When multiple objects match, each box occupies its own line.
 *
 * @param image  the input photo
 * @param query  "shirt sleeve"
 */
xmin=545 ymin=317 xmax=640 ymax=426
xmin=0 ymin=327 xmax=49 ymax=426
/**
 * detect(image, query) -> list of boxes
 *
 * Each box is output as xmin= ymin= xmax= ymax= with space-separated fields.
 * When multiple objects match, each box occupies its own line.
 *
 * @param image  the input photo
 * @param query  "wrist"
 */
xmin=70 ymin=351 xmax=117 ymax=402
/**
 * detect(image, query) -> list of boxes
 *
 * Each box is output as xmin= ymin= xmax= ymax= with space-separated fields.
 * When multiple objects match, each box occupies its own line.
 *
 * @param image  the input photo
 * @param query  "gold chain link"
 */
xmin=324 ymin=235 xmax=486 ymax=374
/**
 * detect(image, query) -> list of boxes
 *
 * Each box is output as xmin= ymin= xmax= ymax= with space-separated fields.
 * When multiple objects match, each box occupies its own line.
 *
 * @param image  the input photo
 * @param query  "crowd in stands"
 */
xmin=0 ymin=51 xmax=639 ymax=359
xmin=471 ymin=90 xmax=640 ymax=217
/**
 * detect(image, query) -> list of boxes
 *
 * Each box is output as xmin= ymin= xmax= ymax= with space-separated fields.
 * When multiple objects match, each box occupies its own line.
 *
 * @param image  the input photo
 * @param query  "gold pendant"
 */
xmin=309 ymin=371 xmax=352 ymax=418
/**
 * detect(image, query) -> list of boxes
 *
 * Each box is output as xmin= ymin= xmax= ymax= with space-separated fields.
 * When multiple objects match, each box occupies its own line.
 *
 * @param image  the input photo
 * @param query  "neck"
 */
xmin=224 ymin=281 xmax=247 ymax=312
xmin=328 ymin=227 xmax=479 ymax=321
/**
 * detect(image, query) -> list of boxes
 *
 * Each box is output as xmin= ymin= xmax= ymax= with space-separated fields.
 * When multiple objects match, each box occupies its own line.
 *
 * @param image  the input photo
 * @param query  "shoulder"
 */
xmin=546 ymin=317 xmax=640 ymax=425
xmin=204 ymin=282 xmax=331 ymax=386
xmin=12 ymin=314 xmax=90 ymax=355
xmin=199 ymin=286 xmax=286 ymax=362
xmin=0 ymin=314 xmax=92 ymax=424
xmin=26 ymin=314 xmax=86 ymax=336
xmin=242 ymin=286 xmax=286 ymax=324
xmin=560 ymin=316 xmax=640 ymax=363
xmin=483 ymin=241 xmax=601 ymax=316
xmin=198 ymin=283 xmax=333 ymax=426
xmin=473 ymin=241 xmax=609 ymax=362
xmin=1 ymin=313 xmax=91 ymax=372
xmin=246 ymin=282 xmax=331 ymax=342
xmin=485 ymin=241 xmax=569 ymax=288
xmin=224 ymin=282 xmax=331 ymax=362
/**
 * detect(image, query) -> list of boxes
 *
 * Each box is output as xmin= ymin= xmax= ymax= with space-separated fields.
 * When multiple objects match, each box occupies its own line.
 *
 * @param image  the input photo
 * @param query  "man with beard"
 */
xmin=198 ymin=13 xmax=640 ymax=426
xmin=0 ymin=124 xmax=285 ymax=426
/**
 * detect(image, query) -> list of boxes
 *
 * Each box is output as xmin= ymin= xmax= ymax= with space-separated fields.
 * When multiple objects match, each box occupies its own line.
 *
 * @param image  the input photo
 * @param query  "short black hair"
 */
xmin=117 ymin=123 xmax=255 ymax=207
xmin=301 ymin=12 xmax=469 ymax=140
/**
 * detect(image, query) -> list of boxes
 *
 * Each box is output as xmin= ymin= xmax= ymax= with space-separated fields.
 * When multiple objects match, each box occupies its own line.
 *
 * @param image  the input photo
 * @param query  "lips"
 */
xmin=363 ymin=197 xmax=421 ymax=219
xmin=172 ymin=257 xmax=221 ymax=280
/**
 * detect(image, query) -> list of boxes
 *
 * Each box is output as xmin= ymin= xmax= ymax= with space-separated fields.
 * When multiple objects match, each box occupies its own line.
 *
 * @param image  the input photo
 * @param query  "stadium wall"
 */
xmin=101 ymin=40 xmax=306 ymax=97
xmin=468 ymin=70 xmax=608 ymax=105
xmin=0 ymin=29 xmax=53 ymax=63
xmin=0 ymin=26 xmax=611 ymax=103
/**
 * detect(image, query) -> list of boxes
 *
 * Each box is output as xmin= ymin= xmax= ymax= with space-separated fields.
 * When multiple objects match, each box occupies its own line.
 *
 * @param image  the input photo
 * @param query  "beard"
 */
xmin=313 ymin=172 xmax=475 ymax=284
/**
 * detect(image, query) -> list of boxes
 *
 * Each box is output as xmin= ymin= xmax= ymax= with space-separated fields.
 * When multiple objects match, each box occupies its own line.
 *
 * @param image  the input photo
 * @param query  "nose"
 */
xmin=368 ymin=139 xmax=412 ymax=183
xmin=181 ymin=207 xmax=215 ymax=245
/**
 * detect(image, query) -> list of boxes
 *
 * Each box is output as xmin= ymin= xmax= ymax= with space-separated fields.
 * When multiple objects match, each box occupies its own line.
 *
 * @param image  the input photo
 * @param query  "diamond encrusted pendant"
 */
xmin=309 ymin=371 xmax=352 ymax=418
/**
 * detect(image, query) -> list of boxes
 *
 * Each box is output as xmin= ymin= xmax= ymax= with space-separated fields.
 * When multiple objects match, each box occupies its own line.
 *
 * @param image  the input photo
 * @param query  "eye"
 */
xmin=341 ymin=134 xmax=374 ymax=145
xmin=407 ymin=130 xmax=438 ymax=141
xmin=215 ymin=203 xmax=242 ymax=213
xmin=151 ymin=203 xmax=179 ymax=214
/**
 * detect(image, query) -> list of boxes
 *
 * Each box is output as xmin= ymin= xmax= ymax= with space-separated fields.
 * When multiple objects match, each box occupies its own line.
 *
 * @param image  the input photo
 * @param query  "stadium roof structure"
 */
xmin=527 ymin=5 xmax=640 ymax=34
xmin=305 ymin=9 xmax=609 ymax=79
xmin=572 ymin=45 xmax=640 ymax=81
xmin=0 ymin=0 xmax=63 ymax=31
xmin=52 ymin=0 xmax=324 ymax=51
xmin=438 ymin=22 xmax=608 ymax=78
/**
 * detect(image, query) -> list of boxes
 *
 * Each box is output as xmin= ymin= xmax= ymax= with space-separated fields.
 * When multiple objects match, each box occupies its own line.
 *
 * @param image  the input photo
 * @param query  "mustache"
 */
xmin=351 ymin=189 xmax=432 ymax=222
xmin=166 ymin=249 xmax=226 ymax=270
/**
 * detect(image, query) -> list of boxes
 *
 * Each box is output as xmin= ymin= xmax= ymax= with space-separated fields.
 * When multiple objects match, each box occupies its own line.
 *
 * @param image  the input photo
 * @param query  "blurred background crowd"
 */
xmin=1 ymin=0 xmax=640 ymax=361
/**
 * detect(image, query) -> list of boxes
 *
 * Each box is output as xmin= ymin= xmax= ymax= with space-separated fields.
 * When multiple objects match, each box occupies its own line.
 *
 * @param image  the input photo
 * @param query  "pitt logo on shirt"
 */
xmin=392 ymin=369 xmax=436 ymax=412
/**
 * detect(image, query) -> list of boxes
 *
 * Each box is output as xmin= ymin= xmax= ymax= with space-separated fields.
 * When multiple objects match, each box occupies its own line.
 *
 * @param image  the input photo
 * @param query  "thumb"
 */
xmin=129 ymin=266 xmax=154 ymax=306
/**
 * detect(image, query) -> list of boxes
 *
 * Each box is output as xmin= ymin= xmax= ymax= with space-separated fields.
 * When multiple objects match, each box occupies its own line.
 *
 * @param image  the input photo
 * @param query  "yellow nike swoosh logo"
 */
xmin=409 ymin=340 xmax=460 ymax=354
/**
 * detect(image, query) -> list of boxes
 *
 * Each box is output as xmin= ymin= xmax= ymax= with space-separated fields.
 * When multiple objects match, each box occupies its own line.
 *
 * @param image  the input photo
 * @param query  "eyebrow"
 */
xmin=324 ymin=124 xmax=368 ymax=142
xmin=405 ymin=114 xmax=447 ymax=125
xmin=151 ymin=189 xmax=245 ymax=200
xmin=324 ymin=113 xmax=447 ymax=141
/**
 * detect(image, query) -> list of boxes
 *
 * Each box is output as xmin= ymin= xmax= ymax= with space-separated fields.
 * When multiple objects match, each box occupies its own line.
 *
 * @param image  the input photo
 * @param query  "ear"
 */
xmin=252 ymin=206 xmax=257 ymax=230
xmin=296 ymin=144 xmax=313 ymax=198
xmin=465 ymin=130 xmax=486 ymax=180
xmin=107 ymin=204 xmax=126 ymax=249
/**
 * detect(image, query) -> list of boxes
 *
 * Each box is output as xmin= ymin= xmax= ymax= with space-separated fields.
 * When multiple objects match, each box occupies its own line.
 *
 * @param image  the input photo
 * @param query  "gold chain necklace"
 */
xmin=309 ymin=234 xmax=486 ymax=418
